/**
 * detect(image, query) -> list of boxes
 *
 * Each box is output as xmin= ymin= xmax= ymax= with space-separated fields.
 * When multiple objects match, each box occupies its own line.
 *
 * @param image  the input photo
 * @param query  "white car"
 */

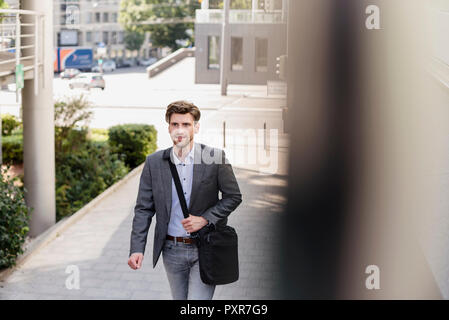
xmin=60 ymin=68 xmax=81 ymax=79
xmin=138 ymin=57 xmax=157 ymax=66
xmin=92 ymin=60 xmax=116 ymax=73
xmin=69 ymin=73 xmax=105 ymax=90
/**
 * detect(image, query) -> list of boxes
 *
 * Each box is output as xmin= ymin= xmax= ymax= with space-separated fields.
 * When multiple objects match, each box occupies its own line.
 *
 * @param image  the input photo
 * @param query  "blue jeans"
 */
xmin=162 ymin=239 xmax=216 ymax=300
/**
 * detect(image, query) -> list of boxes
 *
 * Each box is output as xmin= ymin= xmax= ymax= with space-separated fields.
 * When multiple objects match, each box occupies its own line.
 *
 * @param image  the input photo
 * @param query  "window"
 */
xmin=86 ymin=12 xmax=92 ymax=24
xmin=112 ymin=13 xmax=118 ymax=23
xmin=255 ymin=38 xmax=268 ymax=72
xmin=103 ymin=31 xmax=109 ymax=44
xmin=86 ymin=31 xmax=92 ymax=43
xmin=231 ymin=37 xmax=243 ymax=71
xmin=103 ymin=12 xmax=109 ymax=23
xmin=94 ymin=31 xmax=101 ymax=43
xmin=207 ymin=36 xmax=220 ymax=70
xmin=111 ymin=31 xmax=117 ymax=45
xmin=118 ymin=31 xmax=124 ymax=44
xmin=95 ymin=12 xmax=101 ymax=23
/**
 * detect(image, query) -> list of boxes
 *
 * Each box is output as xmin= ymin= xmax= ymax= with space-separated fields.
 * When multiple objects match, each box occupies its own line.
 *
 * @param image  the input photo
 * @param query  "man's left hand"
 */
xmin=181 ymin=215 xmax=208 ymax=233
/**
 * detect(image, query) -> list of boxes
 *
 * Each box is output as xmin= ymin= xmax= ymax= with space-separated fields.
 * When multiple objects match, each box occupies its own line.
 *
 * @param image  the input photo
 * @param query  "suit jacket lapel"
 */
xmin=161 ymin=147 xmax=173 ymax=219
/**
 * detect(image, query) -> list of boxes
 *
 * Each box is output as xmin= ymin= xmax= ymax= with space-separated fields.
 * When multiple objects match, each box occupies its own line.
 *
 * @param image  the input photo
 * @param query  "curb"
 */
xmin=0 ymin=162 xmax=145 ymax=282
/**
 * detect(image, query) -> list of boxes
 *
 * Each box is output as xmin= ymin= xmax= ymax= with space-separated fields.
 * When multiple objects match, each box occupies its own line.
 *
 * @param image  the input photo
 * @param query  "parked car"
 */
xmin=138 ymin=57 xmax=157 ymax=67
xmin=60 ymin=68 xmax=81 ymax=79
xmin=69 ymin=73 xmax=105 ymax=90
xmin=115 ymin=58 xmax=133 ymax=68
xmin=92 ymin=60 xmax=116 ymax=73
xmin=115 ymin=59 xmax=126 ymax=68
xmin=124 ymin=58 xmax=136 ymax=67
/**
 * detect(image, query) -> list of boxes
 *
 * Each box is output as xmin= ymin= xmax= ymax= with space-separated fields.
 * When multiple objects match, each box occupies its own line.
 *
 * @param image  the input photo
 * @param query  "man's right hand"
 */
xmin=128 ymin=253 xmax=144 ymax=270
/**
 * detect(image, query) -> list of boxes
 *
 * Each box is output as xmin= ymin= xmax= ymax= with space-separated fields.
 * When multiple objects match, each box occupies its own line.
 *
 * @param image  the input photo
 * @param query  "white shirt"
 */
xmin=167 ymin=143 xmax=195 ymax=237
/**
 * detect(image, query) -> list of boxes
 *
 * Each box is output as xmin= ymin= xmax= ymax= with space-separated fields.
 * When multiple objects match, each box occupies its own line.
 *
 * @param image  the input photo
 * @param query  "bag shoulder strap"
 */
xmin=168 ymin=158 xmax=202 ymax=240
xmin=168 ymin=159 xmax=190 ymax=219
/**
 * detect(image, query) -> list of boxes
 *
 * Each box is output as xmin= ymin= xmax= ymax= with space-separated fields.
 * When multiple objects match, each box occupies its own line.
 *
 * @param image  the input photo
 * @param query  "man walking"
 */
xmin=128 ymin=100 xmax=242 ymax=300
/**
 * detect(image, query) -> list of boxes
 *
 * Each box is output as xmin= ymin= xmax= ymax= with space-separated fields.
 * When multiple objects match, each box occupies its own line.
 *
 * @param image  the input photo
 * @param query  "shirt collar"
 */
xmin=172 ymin=143 xmax=195 ymax=165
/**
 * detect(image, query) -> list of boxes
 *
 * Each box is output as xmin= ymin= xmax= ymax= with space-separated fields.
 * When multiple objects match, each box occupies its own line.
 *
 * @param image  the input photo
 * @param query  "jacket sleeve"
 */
xmin=129 ymin=156 xmax=156 ymax=256
xmin=202 ymin=150 xmax=243 ymax=226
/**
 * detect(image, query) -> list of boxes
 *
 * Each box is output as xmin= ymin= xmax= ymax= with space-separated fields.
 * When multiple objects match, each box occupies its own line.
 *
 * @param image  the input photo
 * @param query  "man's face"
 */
xmin=168 ymin=113 xmax=199 ymax=148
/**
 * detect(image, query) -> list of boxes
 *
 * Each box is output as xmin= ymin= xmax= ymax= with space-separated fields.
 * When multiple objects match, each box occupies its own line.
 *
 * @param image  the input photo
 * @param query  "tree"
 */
xmin=124 ymin=31 xmax=145 ymax=54
xmin=0 ymin=0 xmax=9 ymax=20
xmin=54 ymin=95 xmax=93 ymax=157
xmin=231 ymin=0 xmax=252 ymax=9
xmin=209 ymin=0 xmax=252 ymax=9
xmin=119 ymin=0 xmax=200 ymax=52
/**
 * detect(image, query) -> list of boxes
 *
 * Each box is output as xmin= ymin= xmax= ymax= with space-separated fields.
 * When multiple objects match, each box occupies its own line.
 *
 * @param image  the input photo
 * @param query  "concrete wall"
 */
xmin=195 ymin=23 xmax=287 ymax=84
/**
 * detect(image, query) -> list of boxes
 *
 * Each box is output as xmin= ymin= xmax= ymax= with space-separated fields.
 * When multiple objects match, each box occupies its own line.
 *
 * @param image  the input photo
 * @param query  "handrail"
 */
xmin=0 ymin=9 xmax=44 ymax=16
xmin=195 ymin=9 xmax=286 ymax=24
xmin=0 ymin=9 xmax=45 ymax=97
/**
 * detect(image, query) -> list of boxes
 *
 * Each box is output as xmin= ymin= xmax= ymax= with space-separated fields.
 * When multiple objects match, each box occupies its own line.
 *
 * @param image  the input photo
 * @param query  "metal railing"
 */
xmin=0 ymin=9 xmax=45 ymax=96
xmin=195 ymin=9 xmax=286 ymax=24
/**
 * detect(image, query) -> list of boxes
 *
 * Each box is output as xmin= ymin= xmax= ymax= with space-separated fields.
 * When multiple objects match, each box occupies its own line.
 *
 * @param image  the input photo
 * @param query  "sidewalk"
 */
xmin=0 ymin=166 xmax=287 ymax=300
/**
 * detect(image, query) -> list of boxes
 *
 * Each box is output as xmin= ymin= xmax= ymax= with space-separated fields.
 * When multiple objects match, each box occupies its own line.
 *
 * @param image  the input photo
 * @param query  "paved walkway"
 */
xmin=0 ymin=166 xmax=287 ymax=300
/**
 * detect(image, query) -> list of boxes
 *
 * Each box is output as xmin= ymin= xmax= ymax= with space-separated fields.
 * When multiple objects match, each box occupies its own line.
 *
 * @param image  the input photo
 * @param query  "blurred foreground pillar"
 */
xmin=281 ymin=0 xmax=444 ymax=299
xmin=21 ymin=0 xmax=56 ymax=237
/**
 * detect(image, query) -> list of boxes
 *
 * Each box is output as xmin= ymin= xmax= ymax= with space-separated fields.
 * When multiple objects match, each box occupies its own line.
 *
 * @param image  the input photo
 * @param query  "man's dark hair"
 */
xmin=165 ymin=100 xmax=201 ymax=123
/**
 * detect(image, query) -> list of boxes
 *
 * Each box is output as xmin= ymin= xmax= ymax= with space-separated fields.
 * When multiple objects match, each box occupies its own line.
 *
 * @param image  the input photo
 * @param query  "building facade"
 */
xmin=195 ymin=0 xmax=288 ymax=85
xmin=53 ymin=0 xmax=128 ymax=59
xmin=5 ymin=0 xmax=157 ymax=59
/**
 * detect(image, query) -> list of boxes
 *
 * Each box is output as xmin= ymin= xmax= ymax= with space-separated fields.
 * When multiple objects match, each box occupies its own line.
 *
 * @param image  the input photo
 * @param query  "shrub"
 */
xmin=0 ymin=166 xmax=31 ymax=269
xmin=88 ymin=128 xmax=109 ymax=142
xmin=108 ymin=124 xmax=157 ymax=169
xmin=1 ymin=114 xmax=21 ymax=136
xmin=55 ymin=142 xmax=129 ymax=220
xmin=55 ymin=127 xmax=89 ymax=159
xmin=54 ymin=95 xmax=93 ymax=157
xmin=1 ymin=132 xmax=23 ymax=164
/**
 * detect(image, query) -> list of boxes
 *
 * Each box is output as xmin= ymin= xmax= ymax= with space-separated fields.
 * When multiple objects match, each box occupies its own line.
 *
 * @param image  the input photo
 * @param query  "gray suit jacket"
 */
xmin=129 ymin=142 xmax=243 ymax=268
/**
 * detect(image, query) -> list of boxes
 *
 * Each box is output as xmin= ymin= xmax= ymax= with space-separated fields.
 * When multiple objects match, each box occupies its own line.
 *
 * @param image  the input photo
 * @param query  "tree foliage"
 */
xmin=54 ymin=95 xmax=93 ymax=158
xmin=0 ymin=0 xmax=9 ymax=20
xmin=124 ymin=30 xmax=145 ymax=52
xmin=0 ymin=0 xmax=8 ymax=9
xmin=119 ymin=0 xmax=200 ymax=51
xmin=209 ymin=0 xmax=252 ymax=9
xmin=0 ymin=166 xmax=31 ymax=269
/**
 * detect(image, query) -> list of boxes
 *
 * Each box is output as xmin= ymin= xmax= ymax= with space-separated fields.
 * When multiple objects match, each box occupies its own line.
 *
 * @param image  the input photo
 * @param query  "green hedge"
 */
xmin=55 ymin=142 xmax=129 ymax=220
xmin=1 ymin=123 xmax=158 ymax=225
xmin=1 ymin=132 xmax=23 ymax=164
xmin=108 ymin=124 xmax=157 ymax=169
xmin=1 ymin=114 xmax=21 ymax=136
xmin=55 ymin=127 xmax=89 ymax=158
xmin=0 ymin=167 xmax=31 ymax=269
xmin=88 ymin=128 xmax=109 ymax=142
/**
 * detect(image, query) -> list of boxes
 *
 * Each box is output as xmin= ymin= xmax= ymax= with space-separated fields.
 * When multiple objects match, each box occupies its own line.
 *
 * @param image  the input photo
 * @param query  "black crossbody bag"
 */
xmin=168 ymin=160 xmax=239 ymax=285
